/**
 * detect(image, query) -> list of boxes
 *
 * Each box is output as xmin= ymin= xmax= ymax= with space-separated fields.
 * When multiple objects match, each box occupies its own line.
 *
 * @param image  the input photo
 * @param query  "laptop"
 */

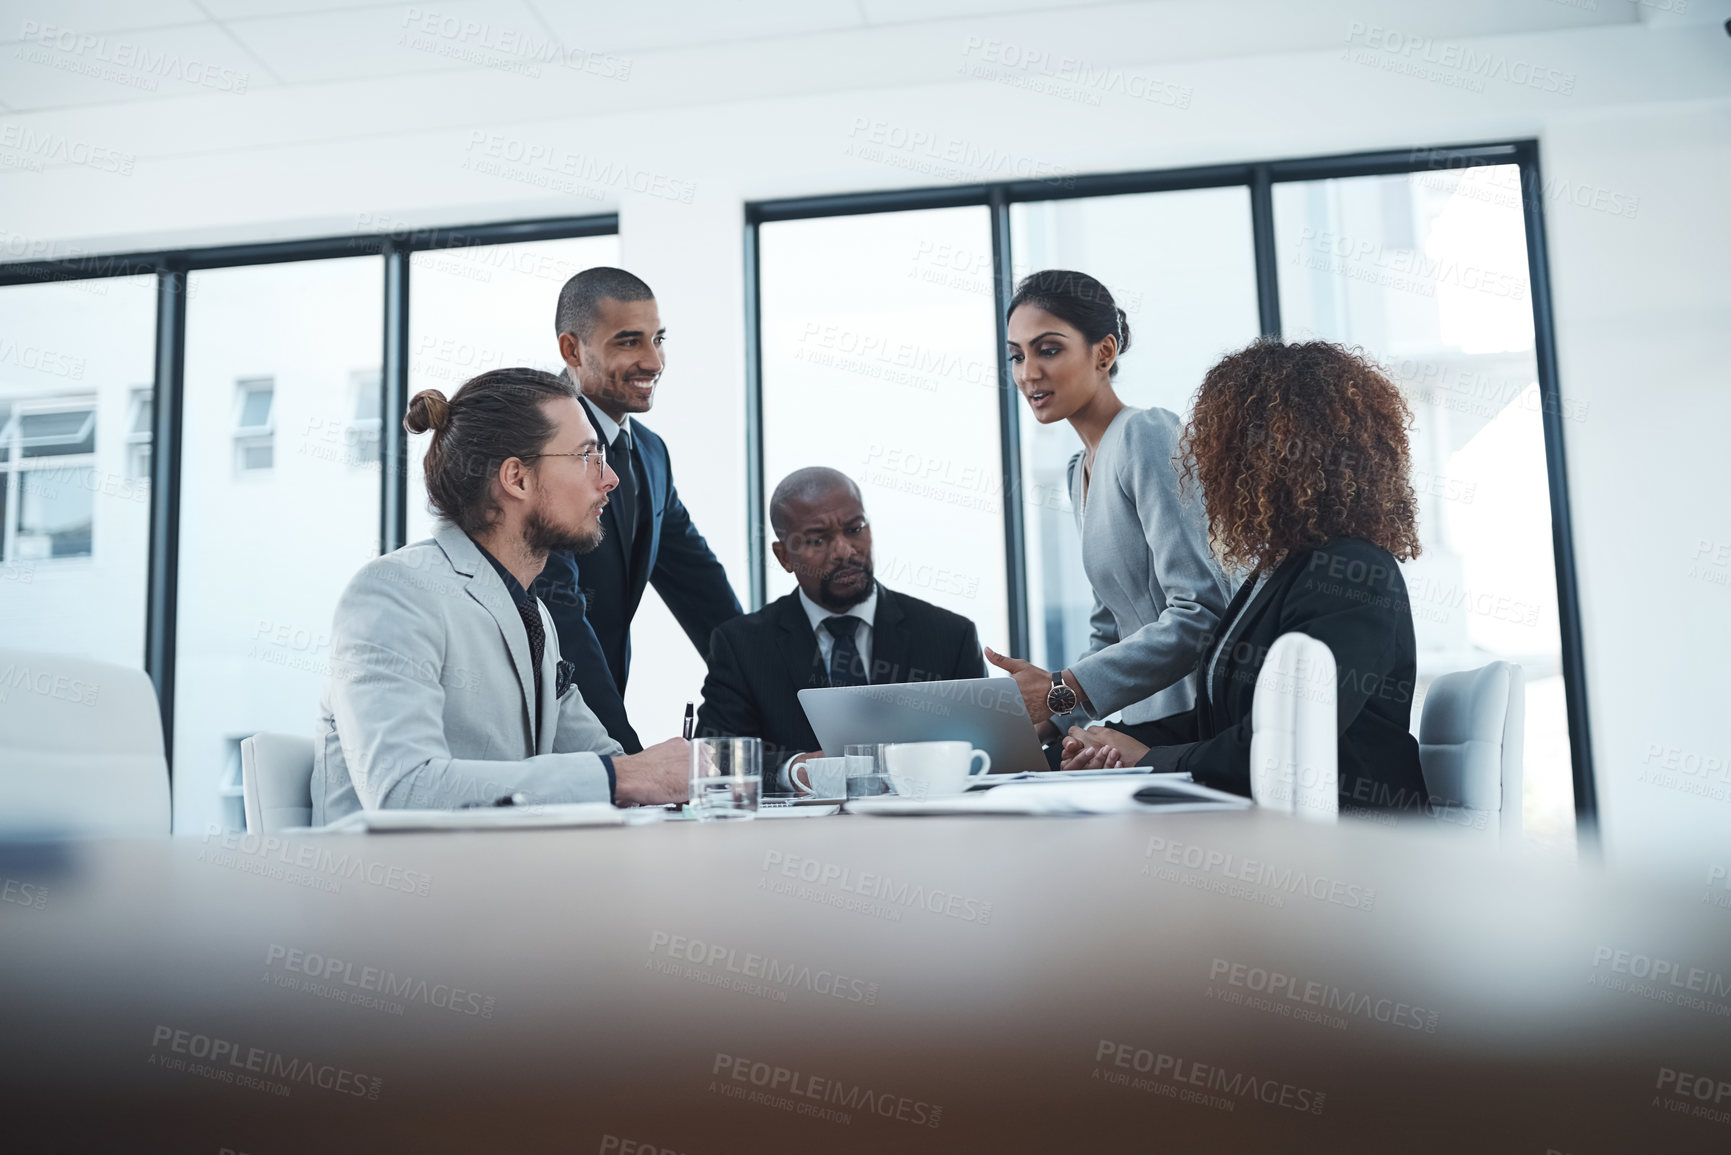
xmin=798 ymin=677 xmax=1051 ymax=774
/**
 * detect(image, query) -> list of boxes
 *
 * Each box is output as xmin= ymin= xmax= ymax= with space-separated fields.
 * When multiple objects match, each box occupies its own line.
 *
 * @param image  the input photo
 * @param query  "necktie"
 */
xmin=610 ymin=427 xmax=636 ymax=564
xmin=824 ymin=616 xmax=867 ymax=687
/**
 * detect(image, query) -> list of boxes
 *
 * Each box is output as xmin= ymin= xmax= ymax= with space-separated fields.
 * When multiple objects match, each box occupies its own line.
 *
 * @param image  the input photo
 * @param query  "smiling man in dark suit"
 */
xmin=532 ymin=267 xmax=742 ymax=753
xmin=696 ymin=467 xmax=986 ymax=790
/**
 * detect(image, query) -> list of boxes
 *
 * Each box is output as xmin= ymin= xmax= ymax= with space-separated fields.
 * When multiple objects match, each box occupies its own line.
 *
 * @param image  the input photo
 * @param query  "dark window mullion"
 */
xmin=144 ymin=267 xmax=187 ymax=773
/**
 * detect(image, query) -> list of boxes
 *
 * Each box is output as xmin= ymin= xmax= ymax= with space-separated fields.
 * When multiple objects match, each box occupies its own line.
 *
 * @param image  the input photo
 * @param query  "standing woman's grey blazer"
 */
xmin=1063 ymin=405 xmax=1231 ymax=726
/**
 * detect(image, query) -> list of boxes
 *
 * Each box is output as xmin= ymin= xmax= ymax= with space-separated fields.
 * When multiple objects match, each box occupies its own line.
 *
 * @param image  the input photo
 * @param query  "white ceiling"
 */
xmin=0 ymin=0 xmax=1649 ymax=114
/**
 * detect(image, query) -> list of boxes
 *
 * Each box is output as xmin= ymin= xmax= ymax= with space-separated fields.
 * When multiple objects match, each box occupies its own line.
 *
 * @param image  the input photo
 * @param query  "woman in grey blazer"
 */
xmin=987 ymin=270 xmax=1230 ymax=741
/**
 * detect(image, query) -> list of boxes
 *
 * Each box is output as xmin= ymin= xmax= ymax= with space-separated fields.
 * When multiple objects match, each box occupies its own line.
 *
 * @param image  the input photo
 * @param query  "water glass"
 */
xmin=690 ymin=737 xmax=761 ymax=821
xmin=843 ymin=743 xmax=893 ymax=799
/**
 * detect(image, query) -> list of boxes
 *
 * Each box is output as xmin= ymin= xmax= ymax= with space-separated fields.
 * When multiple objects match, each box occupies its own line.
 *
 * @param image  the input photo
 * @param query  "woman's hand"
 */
xmin=1060 ymin=725 xmax=1149 ymax=771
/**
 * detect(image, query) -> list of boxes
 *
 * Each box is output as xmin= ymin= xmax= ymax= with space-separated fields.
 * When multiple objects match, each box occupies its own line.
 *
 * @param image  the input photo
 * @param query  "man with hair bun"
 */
xmin=310 ymin=367 xmax=690 ymax=824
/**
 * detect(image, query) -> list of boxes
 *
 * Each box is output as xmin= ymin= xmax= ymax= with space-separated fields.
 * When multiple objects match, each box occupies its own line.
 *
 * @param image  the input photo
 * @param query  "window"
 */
xmin=346 ymin=370 xmax=381 ymax=467
xmin=405 ymin=233 xmax=621 ymax=543
xmin=1273 ymin=165 xmax=1574 ymax=852
xmin=233 ymin=377 xmax=275 ymax=473
xmin=757 ymin=207 xmax=1010 ymax=647
xmin=125 ymin=388 xmax=153 ymax=481
xmin=177 ymin=257 xmax=383 ymax=835
xmin=748 ymin=146 xmax=1586 ymax=847
xmin=0 ymin=274 xmax=155 ymax=668
xmin=0 ymin=402 xmax=98 ymax=560
xmin=1010 ymin=187 xmax=1261 ymax=677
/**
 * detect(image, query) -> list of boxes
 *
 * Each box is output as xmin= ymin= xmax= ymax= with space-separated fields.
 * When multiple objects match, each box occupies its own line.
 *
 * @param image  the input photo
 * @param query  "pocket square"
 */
xmin=555 ymin=659 xmax=579 ymax=699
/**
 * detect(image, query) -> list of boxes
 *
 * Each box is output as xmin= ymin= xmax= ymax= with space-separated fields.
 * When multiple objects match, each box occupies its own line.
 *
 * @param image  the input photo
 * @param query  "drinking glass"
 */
xmin=690 ymin=737 xmax=761 ymax=820
xmin=844 ymin=743 xmax=893 ymax=799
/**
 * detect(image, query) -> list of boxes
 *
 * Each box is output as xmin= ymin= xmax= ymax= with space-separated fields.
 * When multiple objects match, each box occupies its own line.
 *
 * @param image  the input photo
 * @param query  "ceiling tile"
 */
xmin=0 ymin=0 xmax=207 ymax=37
xmin=528 ymin=0 xmax=862 ymax=56
xmin=223 ymin=0 xmax=557 ymax=84
xmin=0 ymin=21 xmax=264 ymax=110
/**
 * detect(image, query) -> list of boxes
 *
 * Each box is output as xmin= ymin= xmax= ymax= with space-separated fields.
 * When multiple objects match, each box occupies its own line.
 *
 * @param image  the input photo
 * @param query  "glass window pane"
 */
xmin=406 ymin=234 xmax=621 ymax=545
xmin=0 ymin=275 xmax=155 ymax=666
xmin=1273 ymin=165 xmax=1575 ymax=853
xmin=237 ymin=383 xmax=273 ymax=428
xmin=177 ymin=257 xmax=384 ymax=835
xmin=18 ymin=468 xmax=94 ymax=558
xmin=1010 ymin=188 xmax=1261 ymax=675
xmin=19 ymin=409 xmax=95 ymax=456
xmin=128 ymin=390 xmax=153 ymax=435
xmin=759 ymin=207 xmax=1008 ymax=645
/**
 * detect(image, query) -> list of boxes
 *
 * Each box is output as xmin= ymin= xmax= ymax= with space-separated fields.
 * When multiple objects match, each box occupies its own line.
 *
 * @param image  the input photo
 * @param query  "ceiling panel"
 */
xmin=224 ymin=0 xmax=550 ymax=84
xmin=860 ymin=0 xmax=1112 ymax=24
xmin=527 ymin=0 xmax=862 ymax=56
xmin=0 ymin=21 xmax=266 ymax=110
xmin=0 ymin=0 xmax=206 ymax=37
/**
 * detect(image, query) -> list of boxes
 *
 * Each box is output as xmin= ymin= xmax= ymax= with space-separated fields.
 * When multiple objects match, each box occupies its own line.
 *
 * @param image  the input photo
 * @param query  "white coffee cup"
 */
xmin=789 ymin=756 xmax=848 ymax=798
xmin=882 ymin=741 xmax=992 ymax=798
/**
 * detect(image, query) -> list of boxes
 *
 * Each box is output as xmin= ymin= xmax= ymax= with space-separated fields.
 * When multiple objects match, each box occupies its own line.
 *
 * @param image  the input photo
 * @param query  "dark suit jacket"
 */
xmin=696 ymin=584 xmax=987 ymax=777
xmin=1126 ymin=537 xmax=1428 ymax=812
xmin=533 ymin=397 xmax=742 ymax=753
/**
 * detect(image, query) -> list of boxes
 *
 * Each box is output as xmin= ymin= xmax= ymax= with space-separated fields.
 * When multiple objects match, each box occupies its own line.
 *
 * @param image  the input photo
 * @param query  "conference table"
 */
xmin=2 ymin=801 xmax=1727 ymax=1153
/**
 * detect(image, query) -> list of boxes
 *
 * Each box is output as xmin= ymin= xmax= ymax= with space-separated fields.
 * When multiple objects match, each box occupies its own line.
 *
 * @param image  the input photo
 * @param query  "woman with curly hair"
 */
xmin=985 ymin=270 xmax=1230 ymax=748
xmin=1064 ymin=338 xmax=1430 ymax=811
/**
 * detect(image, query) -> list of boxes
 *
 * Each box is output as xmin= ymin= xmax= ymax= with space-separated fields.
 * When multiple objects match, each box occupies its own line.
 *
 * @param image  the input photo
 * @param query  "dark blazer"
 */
xmin=1127 ymin=537 xmax=1428 ymax=812
xmin=533 ymin=397 xmax=742 ymax=753
xmin=696 ymin=584 xmax=987 ymax=776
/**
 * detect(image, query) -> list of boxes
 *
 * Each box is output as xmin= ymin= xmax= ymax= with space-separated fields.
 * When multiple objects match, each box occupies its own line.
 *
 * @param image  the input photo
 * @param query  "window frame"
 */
xmin=744 ymin=140 xmax=1596 ymax=826
xmin=0 ymin=393 xmax=99 ymax=563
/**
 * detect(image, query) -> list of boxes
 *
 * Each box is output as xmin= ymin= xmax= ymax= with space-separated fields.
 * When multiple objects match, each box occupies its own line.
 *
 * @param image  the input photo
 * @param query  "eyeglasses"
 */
xmin=522 ymin=446 xmax=607 ymax=474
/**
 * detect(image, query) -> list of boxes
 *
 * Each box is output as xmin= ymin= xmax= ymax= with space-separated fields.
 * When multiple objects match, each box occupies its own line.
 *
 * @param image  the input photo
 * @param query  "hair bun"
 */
xmin=1115 ymin=306 xmax=1132 ymax=355
xmin=404 ymin=389 xmax=450 ymax=435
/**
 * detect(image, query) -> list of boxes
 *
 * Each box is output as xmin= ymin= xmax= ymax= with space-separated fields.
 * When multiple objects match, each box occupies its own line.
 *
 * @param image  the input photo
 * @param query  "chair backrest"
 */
xmin=240 ymin=733 xmax=315 ymax=833
xmin=0 ymin=647 xmax=170 ymax=837
xmin=1418 ymin=662 xmax=1525 ymax=840
xmin=1249 ymin=632 xmax=1338 ymax=822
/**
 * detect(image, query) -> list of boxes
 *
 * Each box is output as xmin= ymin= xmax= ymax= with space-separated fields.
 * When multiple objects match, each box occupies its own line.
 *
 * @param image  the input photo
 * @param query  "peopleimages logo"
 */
xmin=149 ymin=1025 xmax=382 ymax=1100
xmin=264 ymin=945 xmax=494 ymax=1018
xmin=1590 ymin=946 xmax=1731 ymax=1017
xmin=1207 ymin=958 xmax=1440 ymax=1033
xmin=647 ymin=931 xmax=880 ymax=1006
xmin=711 ymin=1052 xmax=942 ymax=1128
xmin=1143 ymin=836 xmax=1376 ymax=911
xmin=759 ymin=850 xmax=993 ymax=925
xmin=1093 ymin=1039 xmax=1326 ymax=1115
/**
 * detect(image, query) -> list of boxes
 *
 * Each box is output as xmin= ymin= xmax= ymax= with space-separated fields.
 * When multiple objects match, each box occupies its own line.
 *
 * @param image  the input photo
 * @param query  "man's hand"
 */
xmin=1059 ymin=725 xmax=1149 ymax=771
xmin=612 ymin=737 xmax=691 ymax=806
xmin=985 ymin=646 xmax=1055 ymax=729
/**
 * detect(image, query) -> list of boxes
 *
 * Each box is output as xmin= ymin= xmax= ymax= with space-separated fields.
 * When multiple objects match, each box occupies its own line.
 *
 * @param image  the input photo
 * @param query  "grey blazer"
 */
xmin=1065 ymin=405 xmax=1231 ymax=725
xmin=311 ymin=522 xmax=623 ymax=825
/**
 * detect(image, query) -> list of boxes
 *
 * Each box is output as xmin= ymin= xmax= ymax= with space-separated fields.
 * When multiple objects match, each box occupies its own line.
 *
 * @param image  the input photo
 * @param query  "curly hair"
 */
xmin=1181 ymin=338 xmax=1421 ymax=574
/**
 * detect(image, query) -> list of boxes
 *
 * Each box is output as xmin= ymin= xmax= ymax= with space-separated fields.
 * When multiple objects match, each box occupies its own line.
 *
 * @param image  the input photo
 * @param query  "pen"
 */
xmin=459 ymin=793 xmax=526 ymax=809
xmin=682 ymin=700 xmax=695 ymax=740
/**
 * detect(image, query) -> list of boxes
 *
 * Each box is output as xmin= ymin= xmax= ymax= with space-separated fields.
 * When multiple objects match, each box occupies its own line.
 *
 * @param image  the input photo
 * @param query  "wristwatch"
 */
xmin=1046 ymin=669 xmax=1078 ymax=716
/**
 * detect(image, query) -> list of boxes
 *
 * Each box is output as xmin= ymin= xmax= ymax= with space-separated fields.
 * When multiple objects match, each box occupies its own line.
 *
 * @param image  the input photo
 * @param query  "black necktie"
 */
xmin=824 ymin=616 xmax=867 ymax=687
xmin=610 ymin=427 xmax=636 ymax=564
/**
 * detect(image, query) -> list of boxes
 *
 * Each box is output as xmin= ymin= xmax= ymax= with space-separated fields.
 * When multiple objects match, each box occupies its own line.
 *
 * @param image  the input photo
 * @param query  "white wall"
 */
xmin=3 ymin=2 xmax=1728 ymax=874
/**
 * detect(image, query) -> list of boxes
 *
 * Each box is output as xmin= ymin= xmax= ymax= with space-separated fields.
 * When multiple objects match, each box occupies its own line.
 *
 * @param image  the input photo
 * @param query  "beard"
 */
xmin=818 ymin=560 xmax=874 ymax=609
xmin=524 ymin=506 xmax=603 ymax=557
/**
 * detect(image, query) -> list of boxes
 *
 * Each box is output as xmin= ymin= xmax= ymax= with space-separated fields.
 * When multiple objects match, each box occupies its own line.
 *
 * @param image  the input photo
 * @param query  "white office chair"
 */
xmin=1418 ymin=662 xmax=1525 ymax=840
xmin=1249 ymin=632 xmax=1338 ymax=822
xmin=0 ymin=647 xmax=170 ymax=837
xmin=240 ymin=732 xmax=315 ymax=833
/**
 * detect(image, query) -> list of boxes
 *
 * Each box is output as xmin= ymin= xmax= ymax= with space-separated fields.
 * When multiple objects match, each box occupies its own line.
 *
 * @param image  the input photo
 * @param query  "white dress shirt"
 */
xmin=798 ymin=585 xmax=878 ymax=681
xmin=583 ymin=398 xmax=631 ymax=451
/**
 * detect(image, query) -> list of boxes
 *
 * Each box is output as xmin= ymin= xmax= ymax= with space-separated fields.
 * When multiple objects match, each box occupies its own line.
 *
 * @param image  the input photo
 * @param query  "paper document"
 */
xmin=847 ymin=776 xmax=1252 ymax=817
xmin=321 ymin=802 xmax=628 ymax=833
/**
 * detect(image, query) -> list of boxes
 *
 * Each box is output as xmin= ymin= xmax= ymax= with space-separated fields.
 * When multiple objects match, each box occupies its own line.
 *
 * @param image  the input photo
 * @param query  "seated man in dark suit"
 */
xmin=697 ymin=467 xmax=986 ymax=791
